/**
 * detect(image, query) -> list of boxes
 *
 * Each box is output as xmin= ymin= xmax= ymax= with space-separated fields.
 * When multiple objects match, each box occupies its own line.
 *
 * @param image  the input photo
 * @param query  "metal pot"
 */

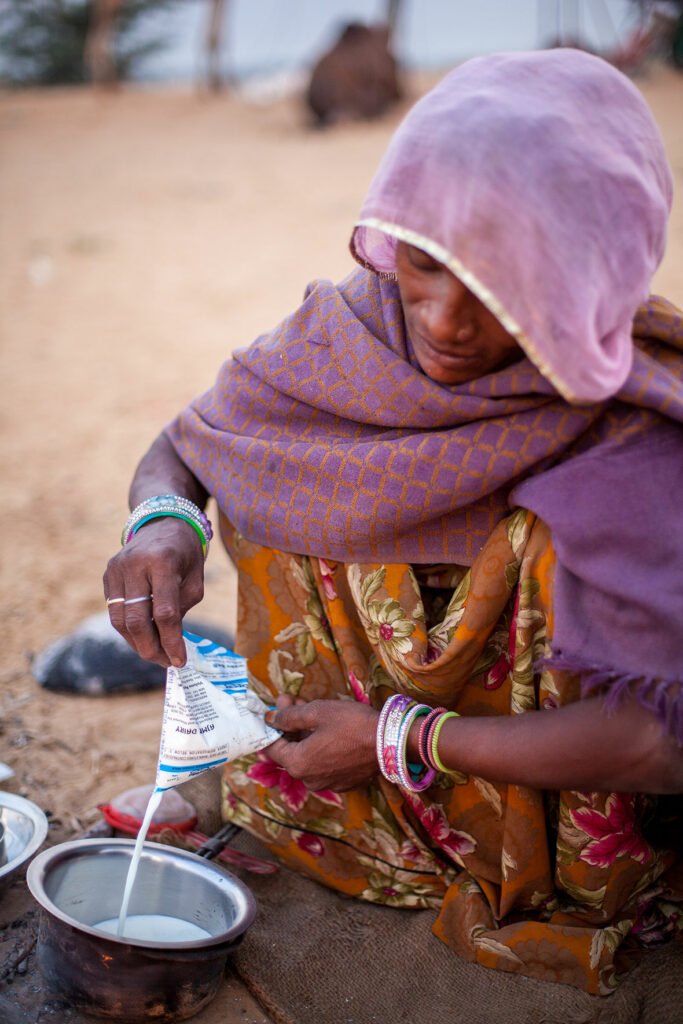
xmin=27 ymin=837 xmax=256 ymax=1023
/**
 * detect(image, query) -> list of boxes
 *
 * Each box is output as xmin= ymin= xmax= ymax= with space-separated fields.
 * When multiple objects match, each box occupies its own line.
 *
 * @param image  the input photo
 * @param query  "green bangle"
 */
xmin=130 ymin=511 xmax=208 ymax=557
xmin=430 ymin=711 xmax=459 ymax=773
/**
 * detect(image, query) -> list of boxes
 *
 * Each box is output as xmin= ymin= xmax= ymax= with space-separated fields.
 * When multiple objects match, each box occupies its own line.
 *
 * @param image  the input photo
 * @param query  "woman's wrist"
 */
xmin=128 ymin=433 xmax=208 ymax=511
xmin=122 ymin=495 xmax=213 ymax=559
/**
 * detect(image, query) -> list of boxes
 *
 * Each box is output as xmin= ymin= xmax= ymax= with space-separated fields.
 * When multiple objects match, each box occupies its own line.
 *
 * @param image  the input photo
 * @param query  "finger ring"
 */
xmin=106 ymin=597 xmax=126 ymax=605
xmin=124 ymin=596 xmax=153 ymax=605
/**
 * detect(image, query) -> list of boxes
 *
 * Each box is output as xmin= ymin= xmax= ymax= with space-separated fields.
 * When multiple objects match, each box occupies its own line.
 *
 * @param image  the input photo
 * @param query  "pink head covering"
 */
xmin=351 ymin=48 xmax=672 ymax=403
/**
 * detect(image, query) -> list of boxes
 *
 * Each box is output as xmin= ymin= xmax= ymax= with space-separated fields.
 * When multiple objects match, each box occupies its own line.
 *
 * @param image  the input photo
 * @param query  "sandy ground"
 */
xmin=0 ymin=61 xmax=682 ymax=1021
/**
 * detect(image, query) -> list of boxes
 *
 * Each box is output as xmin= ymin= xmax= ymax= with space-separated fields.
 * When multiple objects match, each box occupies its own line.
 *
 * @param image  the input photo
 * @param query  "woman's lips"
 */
xmin=415 ymin=330 xmax=480 ymax=365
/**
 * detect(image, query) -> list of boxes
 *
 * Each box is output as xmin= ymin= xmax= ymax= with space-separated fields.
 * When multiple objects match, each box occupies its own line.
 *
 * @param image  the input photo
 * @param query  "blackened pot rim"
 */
xmin=27 ymin=836 xmax=257 ymax=950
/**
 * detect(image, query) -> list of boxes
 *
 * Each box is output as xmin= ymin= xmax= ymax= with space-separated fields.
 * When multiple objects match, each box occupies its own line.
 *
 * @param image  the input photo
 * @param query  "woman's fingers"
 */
xmin=105 ymin=560 xmax=168 ymax=665
xmin=150 ymin=572 xmax=192 ymax=667
xmin=266 ymin=702 xmax=315 ymax=732
xmin=123 ymin=590 xmax=167 ymax=664
xmin=103 ymin=518 xmax=205 ymax=667
xmin=265 ymin=700 xmax=380 ymax=791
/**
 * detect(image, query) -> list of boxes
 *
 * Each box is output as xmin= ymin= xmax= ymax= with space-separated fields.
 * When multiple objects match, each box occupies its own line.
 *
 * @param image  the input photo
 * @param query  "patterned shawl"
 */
xmin=167 ymin=51 xmax=683 ymax=737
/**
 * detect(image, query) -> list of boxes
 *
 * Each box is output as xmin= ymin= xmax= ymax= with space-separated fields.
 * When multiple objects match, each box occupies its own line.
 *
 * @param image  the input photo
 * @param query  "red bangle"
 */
xmin=424 ymin=712 xmax=445 ymax=771
xmin=418 ymin=707 xmax=446 ymax=768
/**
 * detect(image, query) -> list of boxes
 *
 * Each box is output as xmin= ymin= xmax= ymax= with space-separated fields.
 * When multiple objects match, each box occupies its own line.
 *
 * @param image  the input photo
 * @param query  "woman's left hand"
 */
xmin=264 ymin=698 xmax=380 ymax=792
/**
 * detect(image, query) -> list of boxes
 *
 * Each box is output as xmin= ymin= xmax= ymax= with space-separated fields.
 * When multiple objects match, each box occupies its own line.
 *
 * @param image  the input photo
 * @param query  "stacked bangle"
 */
xmin=395 ymin=704 xmax=432 ymax=790
xmin=377 ymin=694 xmax=413 ymax=784
xmin=427 ymin=712 xmax=459 ymax=772
xmin=418 ymin=707 xmax=447 ymax=768
xmin=122 ymin=495 xmax=213 ymax=560
xmin=376 ymin=695 xmax=459 ymax=790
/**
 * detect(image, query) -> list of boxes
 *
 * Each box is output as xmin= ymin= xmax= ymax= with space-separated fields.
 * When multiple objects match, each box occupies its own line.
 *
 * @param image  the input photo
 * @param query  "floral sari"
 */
xmin=220 ymin=509 xmax=682 ymax=995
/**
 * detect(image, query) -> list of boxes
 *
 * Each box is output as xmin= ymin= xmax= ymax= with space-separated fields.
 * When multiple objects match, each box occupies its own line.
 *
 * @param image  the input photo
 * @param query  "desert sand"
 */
xmin=0 ymin=62 xmax=681 ymax=1022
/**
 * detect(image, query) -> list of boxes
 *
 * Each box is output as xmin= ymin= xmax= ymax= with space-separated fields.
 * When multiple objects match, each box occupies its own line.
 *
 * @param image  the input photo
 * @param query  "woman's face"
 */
xmin=395 ymin=242 xmax=521 ymax=385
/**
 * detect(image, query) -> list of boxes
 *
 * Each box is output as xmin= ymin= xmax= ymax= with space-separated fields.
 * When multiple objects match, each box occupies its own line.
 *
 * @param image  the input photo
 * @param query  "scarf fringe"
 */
xmin=536 ymin=651 xmax=683 ymax=747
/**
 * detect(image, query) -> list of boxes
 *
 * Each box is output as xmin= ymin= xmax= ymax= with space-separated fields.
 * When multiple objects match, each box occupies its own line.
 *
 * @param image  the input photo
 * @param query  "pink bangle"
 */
xmin=396 ymin=706 xmax=436 ymax=792
xmin=417 ymin=707 xmax=447 ymax=768
xmin=424 ymin=713 xmax=443 ymax=771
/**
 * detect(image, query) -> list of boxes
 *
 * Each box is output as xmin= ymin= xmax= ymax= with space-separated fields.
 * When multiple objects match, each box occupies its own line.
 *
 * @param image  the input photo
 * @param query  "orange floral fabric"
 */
xmin=220 ymin=509 xmax=682 ymax=994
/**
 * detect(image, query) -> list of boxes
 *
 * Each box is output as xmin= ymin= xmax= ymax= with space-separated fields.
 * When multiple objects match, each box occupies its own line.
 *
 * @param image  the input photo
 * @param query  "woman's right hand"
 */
xmin=103 ymin=516 xmax=205 ymax=668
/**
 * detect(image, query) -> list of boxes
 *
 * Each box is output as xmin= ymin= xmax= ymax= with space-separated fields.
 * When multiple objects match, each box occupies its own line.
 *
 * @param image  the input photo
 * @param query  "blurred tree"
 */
xmin=0 ymin=0 xmax=171 ymax=86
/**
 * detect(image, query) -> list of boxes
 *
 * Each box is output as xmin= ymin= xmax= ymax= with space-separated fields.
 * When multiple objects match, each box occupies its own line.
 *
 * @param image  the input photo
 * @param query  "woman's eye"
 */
xmin=407 ymin=246 xmax=441 ymax=272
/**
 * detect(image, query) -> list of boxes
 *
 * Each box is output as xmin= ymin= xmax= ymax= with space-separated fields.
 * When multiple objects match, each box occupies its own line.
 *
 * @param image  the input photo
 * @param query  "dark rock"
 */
xmin=30 ymin=612 xmax=235 ymax=695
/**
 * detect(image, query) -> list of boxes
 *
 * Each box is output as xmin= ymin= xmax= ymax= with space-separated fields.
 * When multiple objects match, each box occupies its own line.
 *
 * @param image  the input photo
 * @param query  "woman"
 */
xmin=104 ymin=49 xmax=683 ymax=993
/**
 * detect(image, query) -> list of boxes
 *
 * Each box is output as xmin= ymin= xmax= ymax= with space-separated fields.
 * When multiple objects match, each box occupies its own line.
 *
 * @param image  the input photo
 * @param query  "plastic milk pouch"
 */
xmin=155 ymin=629 xmax=280 ymax=791
xmin=113 ymin=630 xmax=280 ymax=940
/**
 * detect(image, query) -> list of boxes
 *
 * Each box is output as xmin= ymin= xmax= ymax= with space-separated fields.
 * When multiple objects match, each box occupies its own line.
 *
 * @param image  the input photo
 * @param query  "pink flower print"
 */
xmin=319 ymin=559 xmax=338 ymax=600
xmin=383 ymin=746 xmax=398 ymax=777
xmin=278 ymin=770 xmax=310 ymax=815
xmin=311 ymin=787 xmax=343 ymax=807
xmin=295 ymin=832 xmax=325 ymax=856
xmin=399 ymin=841 xmax=423 ymax=862
xmin=570 ymin=793 xmax=651 ymax=868
xmin=379 ymin=622 xmax=395 ymax=640
xmin=424 ymin=643 xmax=441 ymax=665
xmin=631 ymin=888 xmax=678 ymax=946
xmin=246 ymin=752 xmax=342 ymax=813
xmin=348 ymin=670 xmax=370 ymax=705
xmin=484 ymin=651 xmax=509 ymax=690
xmin=247 ymin=752 xmax=308 ymax=813
xmin=405 ymin=793 xmax=476 ymax=860
xmin=246 ymin=753 xmax=283 ymax=789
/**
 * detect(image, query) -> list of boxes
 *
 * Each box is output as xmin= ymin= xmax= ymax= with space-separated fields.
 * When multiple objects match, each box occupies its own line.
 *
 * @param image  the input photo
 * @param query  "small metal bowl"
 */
xmin=27 ymin=837 xmax=257 ymax=1022
xmin=0 ymin=791 xmax=49 ymax=891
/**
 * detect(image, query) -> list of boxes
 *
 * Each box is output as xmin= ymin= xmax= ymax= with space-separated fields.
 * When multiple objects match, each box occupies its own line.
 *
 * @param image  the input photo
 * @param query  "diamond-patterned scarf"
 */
xmin=166 ymin=271 xmax=683 ymax=737
xmin=167 ymin=268 xmax=682 ymax=568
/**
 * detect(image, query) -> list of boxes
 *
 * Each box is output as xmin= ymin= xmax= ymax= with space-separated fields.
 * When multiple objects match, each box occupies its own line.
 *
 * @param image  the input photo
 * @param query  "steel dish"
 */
xmin=0 ymin=790 xmax=49 ymax=891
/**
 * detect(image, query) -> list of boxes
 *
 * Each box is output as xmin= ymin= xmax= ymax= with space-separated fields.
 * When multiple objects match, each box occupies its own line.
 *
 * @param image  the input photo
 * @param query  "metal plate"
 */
xmin=0 ymin=791 xmax=49 ymax=890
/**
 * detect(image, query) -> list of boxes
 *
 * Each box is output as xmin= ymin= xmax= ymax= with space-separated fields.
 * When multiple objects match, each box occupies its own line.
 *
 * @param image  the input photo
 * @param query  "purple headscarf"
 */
xmin=168 ymin=50 xmax=683 ymax=739
xmin=351 ymin=48 xmax=672 ymax=404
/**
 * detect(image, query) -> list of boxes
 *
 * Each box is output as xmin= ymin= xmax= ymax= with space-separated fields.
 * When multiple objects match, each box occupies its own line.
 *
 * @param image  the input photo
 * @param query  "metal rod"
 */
xmin=195 ymin=822 xmax=241 ymax=859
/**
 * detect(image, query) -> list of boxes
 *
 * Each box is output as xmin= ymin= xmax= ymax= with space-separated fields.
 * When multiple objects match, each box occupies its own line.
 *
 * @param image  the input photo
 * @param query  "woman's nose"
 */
xmin=421 ymin=277 xmax=472 ymax=343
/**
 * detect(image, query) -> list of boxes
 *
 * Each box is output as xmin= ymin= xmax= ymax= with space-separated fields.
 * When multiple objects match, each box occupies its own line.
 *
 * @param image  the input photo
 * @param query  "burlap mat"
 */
xmin=184 ymin=773 xmax=683 ymax=1024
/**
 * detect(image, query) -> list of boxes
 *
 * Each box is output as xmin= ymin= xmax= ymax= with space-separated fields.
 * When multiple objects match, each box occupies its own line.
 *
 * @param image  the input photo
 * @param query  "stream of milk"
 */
xmin=115 ymin=789 xmax=163 ymax=937
xmin=93 ymin=788 xmax=212 ymax=943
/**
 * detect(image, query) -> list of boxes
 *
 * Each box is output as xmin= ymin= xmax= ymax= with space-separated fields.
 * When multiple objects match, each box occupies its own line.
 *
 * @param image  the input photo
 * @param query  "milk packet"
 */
xmin=155 ymin=629 xmax=280 ymax=790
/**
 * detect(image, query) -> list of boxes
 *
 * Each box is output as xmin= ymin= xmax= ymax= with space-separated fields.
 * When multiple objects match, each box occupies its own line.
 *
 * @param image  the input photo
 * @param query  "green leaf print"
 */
xmin=560 ymin=876 xmax=608 ymax=910
xmin=505 ymin=560 xmax=520 ymax=590
xmin=359 ymin=565 xmax=387 ymax=605
xmin=296 ymin=630 xmax=317 ymax=667
xmin=263 ymin=794 xmax=295 ymax=830
xmin=506 ymin=508 xmax=530 ymax=561
xmin=268 ymin=649 xmax=304 ymax=696
xmin=306 ymin=816 xmax=346 ymax=838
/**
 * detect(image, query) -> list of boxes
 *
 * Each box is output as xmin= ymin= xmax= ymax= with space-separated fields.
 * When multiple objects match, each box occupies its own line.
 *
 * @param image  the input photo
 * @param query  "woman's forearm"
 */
xmin=267 ymin=692 xmax=683 ymax=796
xmin=105 ymin=432 xmax=209 ymax=668
xmin=408 ymin=696 xmax=683 ymax=794
xmin=128 ymin=432 xmax=208 ymax=511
